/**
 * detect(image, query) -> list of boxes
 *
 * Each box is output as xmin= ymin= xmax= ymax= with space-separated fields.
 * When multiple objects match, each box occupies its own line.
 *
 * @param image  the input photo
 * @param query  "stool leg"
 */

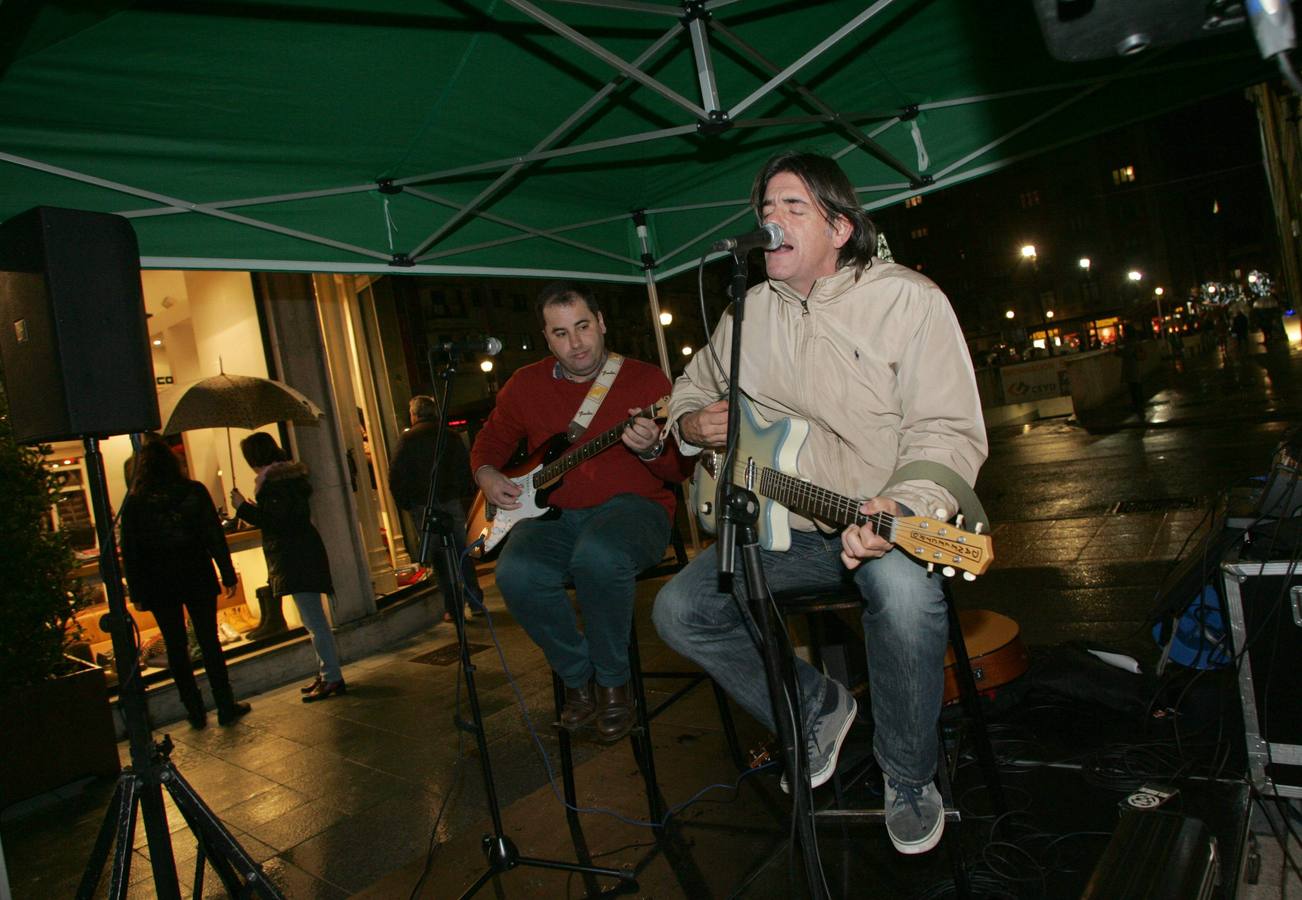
xmin=627 ymin=622 xmax=665 ymax=824
xmin=935 ymin=728 xmax=971 ymax=899
xmin=552 ymin=672 xmax=579 ymax=812
xmin=711 ymin=681 xmax=746 ymax=771
xmin=944 ymin=584 xmax=1007 ymax=817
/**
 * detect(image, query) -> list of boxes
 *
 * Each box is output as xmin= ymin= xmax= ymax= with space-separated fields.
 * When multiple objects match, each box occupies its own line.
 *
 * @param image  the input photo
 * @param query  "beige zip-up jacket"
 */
xmin=669 ymin=259 xmax=987 ymax=532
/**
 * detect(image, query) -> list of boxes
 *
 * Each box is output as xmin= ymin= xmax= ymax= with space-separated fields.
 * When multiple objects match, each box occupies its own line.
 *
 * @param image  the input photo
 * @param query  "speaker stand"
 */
xmin=74 ymin=436 xmax=282 ymax=900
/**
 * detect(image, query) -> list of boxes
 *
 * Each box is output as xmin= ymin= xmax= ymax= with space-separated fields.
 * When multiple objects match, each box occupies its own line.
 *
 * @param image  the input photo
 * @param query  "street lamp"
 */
xmin=1153 ymin=286 xmax=1165 ymax=340
xmin=1005 ymin=309 xmax=1015 ymax=319
xmin=1078 ymin=257 xmax=1091 ymax=271
xmin=1127 ymin=270 xmax=1142 ymax=282
xmin=659 ymin=311 xmax=673 ymax=326
xmin=1018 ymin=244 xmax=1054 ymax=354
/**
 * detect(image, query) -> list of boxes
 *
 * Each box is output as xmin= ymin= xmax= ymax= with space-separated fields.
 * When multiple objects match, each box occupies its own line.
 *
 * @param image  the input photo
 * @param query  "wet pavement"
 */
xmin=4 ymin=336 xmax=1302 ymax=898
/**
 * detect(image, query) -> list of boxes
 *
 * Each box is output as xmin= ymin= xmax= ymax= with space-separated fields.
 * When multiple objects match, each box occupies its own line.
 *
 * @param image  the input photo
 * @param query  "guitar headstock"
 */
xmin=892 ymin=515 xmax=994 ymax=578
xmin=649 ymin=394 xmax=671 ymax=420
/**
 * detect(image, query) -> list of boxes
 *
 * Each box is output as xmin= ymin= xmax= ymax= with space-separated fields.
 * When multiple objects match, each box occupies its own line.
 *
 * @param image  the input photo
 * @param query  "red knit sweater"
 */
xmin=470 ymin=356 xmax=691 ymax=521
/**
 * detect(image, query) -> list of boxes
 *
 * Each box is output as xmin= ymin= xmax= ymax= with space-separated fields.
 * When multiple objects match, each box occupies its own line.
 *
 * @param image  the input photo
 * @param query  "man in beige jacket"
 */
xmin=653 ymin=151 xmax=987 ymax=855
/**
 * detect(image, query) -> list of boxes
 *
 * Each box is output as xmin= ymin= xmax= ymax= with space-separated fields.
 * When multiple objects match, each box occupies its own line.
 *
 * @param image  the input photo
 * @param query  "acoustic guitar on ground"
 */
xmin=466 ymin=396 xmax=670 ymax=557
xmin=692 ymin=394 xmax=993 ymax=579
xmin=944 ymin=609 xmax=1029 ymax=704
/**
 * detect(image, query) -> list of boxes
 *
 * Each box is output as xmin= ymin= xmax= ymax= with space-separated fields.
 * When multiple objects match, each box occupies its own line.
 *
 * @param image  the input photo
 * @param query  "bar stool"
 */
xmin=771 ymin=577 xmax=1008 ymax=890
xmin=551 ymin=506 xmax=744 ymax=825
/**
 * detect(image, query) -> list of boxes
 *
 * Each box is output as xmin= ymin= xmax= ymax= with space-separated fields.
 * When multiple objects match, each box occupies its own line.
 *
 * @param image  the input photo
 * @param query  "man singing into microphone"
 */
xmin=471 ymin=281 xmax=691 ymax=742
xmin=654 ymin=151 xmax=986 ymax=854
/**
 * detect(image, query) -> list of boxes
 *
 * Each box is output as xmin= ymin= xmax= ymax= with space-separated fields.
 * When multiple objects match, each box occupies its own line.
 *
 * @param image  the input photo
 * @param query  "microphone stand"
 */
xmin=716 ymin=254 xmax=827 ymax=899
xmin=417 ymin=350 xmax=636 ymax=899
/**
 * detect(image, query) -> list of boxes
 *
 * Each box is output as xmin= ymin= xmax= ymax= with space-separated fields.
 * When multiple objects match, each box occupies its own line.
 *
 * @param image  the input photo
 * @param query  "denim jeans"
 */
xmin=653 ymin=529 xmax=948 ymax=787
xmin=495 ymin=493 xmax=670 ymax=689
xmin=290 ymin=592 xmax=343 ymax=682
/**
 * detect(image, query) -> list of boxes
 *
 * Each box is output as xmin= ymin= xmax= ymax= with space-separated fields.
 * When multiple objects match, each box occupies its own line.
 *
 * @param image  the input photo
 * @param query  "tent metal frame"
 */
xmin=0 ymin=0 xmax=1262 ymax=373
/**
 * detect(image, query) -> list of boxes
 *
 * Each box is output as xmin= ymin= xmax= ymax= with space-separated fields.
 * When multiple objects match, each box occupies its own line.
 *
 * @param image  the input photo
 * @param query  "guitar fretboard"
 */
xmin=750 ymin=461 xmax=895 ymax=539
xmin=532 ymin=404 xmax=652 ymax=489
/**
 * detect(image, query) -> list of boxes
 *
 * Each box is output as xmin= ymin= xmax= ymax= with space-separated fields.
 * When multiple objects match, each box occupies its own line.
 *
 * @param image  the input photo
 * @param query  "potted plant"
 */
xmin=0 ymin=385 xmax=119 ymax=808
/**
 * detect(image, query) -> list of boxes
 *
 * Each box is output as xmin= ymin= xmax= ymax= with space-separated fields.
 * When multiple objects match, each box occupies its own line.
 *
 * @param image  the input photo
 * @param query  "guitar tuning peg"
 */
xmin=926 ymin=562 xmax=935 ymax=573
xmin=963 ymin=572 xmax=976 ymax=582
xmin=942 ymin=565 xmax=956 ymax=578
xmin=934 ymin=507 xmax=949 ymax=521
xmin=955 ymin=513 xmax=965 ymax=528
xmin=974 ymin=522 xmax=985 ymax=534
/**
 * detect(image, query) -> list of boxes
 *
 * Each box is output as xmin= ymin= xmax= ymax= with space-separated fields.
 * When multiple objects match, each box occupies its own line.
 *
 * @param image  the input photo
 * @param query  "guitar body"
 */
xmin=465 ymin=434 xmax=569 ymax=557
xmin=692 ymin=398 xmax=809 ymax=552
xmin=942 ymin=609 xmax=1029 ymax=705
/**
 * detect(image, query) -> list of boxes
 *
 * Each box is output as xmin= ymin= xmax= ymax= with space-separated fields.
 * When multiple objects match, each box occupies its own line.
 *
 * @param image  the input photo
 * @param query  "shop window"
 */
xmin=1111 ymin=165 xmax=1136 ymax=185
xmin=911 ymin=226 xmax=929 ymax=239
xmin=905 ymin=195 xmax=923 ymax=208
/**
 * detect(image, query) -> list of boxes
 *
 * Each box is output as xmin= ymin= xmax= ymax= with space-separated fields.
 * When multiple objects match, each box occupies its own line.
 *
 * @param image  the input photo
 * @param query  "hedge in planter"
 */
xmin=0 ymin=386 xmax=118 ymax=805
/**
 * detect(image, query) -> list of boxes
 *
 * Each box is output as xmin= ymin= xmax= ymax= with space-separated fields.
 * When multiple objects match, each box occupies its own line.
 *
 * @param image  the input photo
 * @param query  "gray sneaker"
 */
xmin=884 ymin=776 xmax=944 ymax=854
xmin=780 ymin=682 xmax=857 ymax=793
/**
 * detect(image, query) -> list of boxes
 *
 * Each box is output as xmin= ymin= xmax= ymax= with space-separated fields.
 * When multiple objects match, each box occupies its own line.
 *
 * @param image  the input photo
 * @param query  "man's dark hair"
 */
xmin=750 ymin=151 xmax=877 ymax=275
xmin=534 ymin=280 xmax=601 ymax=328
xmin=240 ymin=431 xmax=288 ymax=469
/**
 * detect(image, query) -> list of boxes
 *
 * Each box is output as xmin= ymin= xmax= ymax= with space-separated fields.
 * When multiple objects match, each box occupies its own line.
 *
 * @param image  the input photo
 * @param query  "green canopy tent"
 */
xmin=0 ymin=0 xmax=1273 ymax=368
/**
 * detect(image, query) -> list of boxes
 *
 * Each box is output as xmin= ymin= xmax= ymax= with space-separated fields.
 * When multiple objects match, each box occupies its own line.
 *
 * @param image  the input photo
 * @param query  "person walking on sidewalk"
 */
xmin=654 ymin=151 xmax=987 ymax=855
xmin=231 ymin=432 xmax=346 ymax=703
xmin=120 ymin=434 xmax=251 ymax=728
xmin=389 ymin=394 xmax=484 ymax=623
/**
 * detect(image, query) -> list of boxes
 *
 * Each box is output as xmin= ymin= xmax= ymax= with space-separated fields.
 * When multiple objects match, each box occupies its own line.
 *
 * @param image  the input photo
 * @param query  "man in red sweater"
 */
xmin=471 ymin=281 xmax=689 ymax=741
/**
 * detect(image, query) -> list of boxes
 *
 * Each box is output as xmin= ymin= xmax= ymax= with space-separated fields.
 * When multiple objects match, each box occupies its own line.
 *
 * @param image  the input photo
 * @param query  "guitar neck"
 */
xmin=534 ymin=406 xmax=649 ymax=488
xmin=756 ymin=465 xmax=894 ymax=539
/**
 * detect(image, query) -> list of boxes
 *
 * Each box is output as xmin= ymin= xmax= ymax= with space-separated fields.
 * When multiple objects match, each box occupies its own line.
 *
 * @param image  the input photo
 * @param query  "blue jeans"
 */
xmin=653 ymin=529 xmax=948 ymax=787
xmin=495 ymin=494 xmax=670 ymax=690
xmin=290 ymin=592 xmax=343 ymax=683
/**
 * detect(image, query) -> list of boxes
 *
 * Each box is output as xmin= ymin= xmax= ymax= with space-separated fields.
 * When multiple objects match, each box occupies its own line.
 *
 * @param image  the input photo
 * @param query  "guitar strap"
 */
xmin=883 ymin=460 xmax=991 ymax=531
xmin=565 ymin=352 xmax=623 ymax=442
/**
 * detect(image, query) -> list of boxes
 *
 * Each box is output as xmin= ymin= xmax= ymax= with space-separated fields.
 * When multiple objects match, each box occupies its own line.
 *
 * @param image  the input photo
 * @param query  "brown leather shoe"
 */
xmin=559 ymin=679 xmax=596 ymax=729
xmin=302 ymin=679 xmax=346 ymax=703
xmin=594 ymin=683 xmax=635 ymax=742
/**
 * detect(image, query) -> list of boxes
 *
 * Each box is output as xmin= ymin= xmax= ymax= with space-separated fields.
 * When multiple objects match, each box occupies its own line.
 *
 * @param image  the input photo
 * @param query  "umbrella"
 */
xmin=161 ymin=373 xmax=323 ymax=434
xmin=160 ymin=373 xmax=324 ymax=493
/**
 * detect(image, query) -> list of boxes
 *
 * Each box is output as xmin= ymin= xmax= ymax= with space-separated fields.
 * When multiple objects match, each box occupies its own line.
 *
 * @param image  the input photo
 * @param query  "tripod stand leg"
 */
xmin=75 ymin=776 xmax=135 ymax=900
xmin=161 ymin=762 xmax=286 ymax=899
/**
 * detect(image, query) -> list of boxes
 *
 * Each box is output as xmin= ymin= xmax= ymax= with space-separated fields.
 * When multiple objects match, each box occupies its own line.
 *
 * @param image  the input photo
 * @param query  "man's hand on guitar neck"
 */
xmin=620 ymin=407 xmax=663 ymax=459
xmin=678 ymin=398 xmax=729 ymax=449
xmin=840 ymin=497 xmax=900 ymax=570
xmin=474 ymin=465 xmax=523 ymax=510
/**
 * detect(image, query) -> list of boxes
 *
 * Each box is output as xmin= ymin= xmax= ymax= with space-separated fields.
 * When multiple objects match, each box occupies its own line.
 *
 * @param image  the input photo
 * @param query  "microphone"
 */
xmin=711 ymin=222 xmax=784 ymax=254
xmin=434 ymin=337 xmax=502 ymax=356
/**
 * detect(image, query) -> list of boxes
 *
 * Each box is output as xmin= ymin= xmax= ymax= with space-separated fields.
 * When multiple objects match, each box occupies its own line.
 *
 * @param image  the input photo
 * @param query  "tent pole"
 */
xmin=634 ymin=211 xmax=700 ymax=551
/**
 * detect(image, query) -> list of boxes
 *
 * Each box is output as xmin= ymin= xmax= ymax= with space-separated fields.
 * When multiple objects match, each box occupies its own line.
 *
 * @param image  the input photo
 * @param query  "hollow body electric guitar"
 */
xmin=466 ymin=396 xmax=669 ymax=557
xmin=692 ymin=396 xmax=993 ymax=579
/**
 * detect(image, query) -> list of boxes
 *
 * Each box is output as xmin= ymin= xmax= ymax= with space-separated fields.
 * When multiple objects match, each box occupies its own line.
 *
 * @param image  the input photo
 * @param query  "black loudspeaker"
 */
xmin=1030 ymin=0 xmax=1245 ymax=62
xmin=0 ymin=206 xmax=159 ymax=443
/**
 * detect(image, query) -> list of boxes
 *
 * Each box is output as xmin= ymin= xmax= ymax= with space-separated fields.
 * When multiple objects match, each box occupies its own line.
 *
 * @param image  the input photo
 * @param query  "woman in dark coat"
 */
xmin=120 ymin=435 xmax=251 ymax=728
xmin=231 ymin=432 xmax=346 ymax=702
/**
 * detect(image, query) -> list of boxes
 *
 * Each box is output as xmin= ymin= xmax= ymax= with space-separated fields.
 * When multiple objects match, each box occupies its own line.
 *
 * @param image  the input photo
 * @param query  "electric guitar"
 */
xmin=692 ymin=396 xmax=993 ymax=579
xmin=466 ymin=396 xmax=670 ymax=557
